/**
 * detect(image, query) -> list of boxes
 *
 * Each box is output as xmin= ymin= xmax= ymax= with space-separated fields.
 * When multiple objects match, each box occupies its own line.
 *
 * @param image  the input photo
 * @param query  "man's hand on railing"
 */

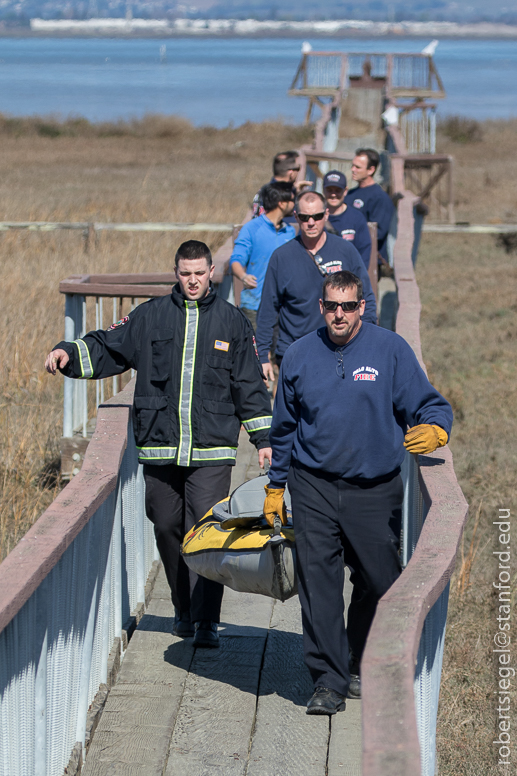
xmin=45 ymin=349 xmax=69 ymax=375
xmin=404 ymin=424 xmax=448 ymax=454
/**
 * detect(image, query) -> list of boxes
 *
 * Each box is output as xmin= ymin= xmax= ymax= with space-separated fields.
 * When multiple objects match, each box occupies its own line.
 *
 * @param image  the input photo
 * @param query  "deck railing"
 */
xmin=0 ymin=380 xmax=158 ymax=776
xmin=289 ymin=52 xmax=445 ymax=99
xmin=361 ymin=179 xmax=468 ymax=776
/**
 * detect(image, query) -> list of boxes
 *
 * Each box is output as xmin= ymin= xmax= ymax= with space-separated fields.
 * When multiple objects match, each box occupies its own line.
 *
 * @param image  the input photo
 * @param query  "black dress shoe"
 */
xmin=348 ymin=653 xmax=361 ymax=699
xmin=172 ymin=609 xmax=195 ymax=638
xmin=193 ymin=620 xmax=220 ymax=648
xmin=306 ymin=687 xmax=347 ymax=715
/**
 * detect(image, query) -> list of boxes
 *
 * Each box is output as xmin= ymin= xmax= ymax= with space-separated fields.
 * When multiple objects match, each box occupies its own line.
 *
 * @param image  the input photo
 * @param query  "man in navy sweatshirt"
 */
xmin=323 ymin=169 xmax=372 ymax=269
xmin=263 ymin=270 xmax=452 ymax=715
xmin=344 ymin=148 xmax=395 ymax=265
xmin=256 ymin=191 xmax=377 ymax=383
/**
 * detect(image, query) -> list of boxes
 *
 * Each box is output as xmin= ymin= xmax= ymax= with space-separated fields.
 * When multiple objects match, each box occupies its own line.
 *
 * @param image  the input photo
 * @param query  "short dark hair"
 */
xmin=175 ymin=240 xmax=212 ymax=267
xmin=260 ymin=182 xmax=294 ymax=213
xmin=294 ymin=190 xmax=327 ymax=212
xmin=355 ymin=147 xmax=380 ymax=173
xmin=322 ymin=271 xmax=363 ymax=301
xmin=273 ymin=151 xmax=299 ymax=177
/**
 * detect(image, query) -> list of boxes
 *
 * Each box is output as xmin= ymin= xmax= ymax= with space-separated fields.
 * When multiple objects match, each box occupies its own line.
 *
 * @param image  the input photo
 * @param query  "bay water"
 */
xmin=0 ymin=36 xmax=515 ymax=126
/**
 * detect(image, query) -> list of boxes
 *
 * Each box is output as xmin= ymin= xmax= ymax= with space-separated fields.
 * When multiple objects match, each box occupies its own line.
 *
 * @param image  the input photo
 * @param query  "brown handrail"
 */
xmin=0 ymin=381 xmax=135 ymax=635
xmin=361 ymin=180 xmax=468 ymax=775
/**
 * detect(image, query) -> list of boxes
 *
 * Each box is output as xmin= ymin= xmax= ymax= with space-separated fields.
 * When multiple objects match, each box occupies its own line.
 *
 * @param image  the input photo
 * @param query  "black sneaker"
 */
xmin=306 ymin=687 xmax=346 ymax=715
xmin=172 ymin=609 xmax=194 ymax=638
xmin=348 ymin=652 xmax=361 ymax=699
xmin=193 ymin=620 xmax=220 ymax=648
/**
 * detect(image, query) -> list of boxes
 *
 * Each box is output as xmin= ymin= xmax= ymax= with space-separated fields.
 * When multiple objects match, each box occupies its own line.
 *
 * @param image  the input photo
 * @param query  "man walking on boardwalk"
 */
xmin=252 ymin=150 xmax=311 ymax=219
xmin=263 ymin=270 xmax=452 ymax=714
xmin=256 ymin=190 xmax=377 ymax=383
xmin=323 ymin=170 xmax=372 ymax=269
xmin=345 ymin=148 xmax=395 ymax=267
xmin=45 ymin=240 xmax=273 ymax=649
xmin=230 ymin=183 xmax=296 ymax=331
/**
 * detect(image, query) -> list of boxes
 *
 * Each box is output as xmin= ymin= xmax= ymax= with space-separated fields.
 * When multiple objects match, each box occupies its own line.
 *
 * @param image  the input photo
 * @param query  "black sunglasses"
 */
xmin=322 ymin=300 xmax=361 ymax=313
xmin=297 ymin=211 xmax=326 ymax=223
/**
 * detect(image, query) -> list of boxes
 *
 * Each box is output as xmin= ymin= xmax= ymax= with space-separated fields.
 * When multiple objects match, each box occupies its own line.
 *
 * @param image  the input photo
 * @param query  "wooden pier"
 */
xmin=81 ymin=430 xmax=362 ymax=776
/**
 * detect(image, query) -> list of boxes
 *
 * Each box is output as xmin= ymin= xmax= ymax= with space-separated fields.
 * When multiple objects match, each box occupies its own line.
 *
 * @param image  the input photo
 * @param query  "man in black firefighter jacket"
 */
xmin=45 ymin=240 xmax=273 ymax=648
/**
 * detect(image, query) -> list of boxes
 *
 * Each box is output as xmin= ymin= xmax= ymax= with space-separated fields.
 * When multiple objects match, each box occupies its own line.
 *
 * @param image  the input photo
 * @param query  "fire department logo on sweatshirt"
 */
xmin=320 ymin=260 xmax=343 ymax=274
xmin=353 ymin=366 xmax=378 ymax=381
xmin=353 ymin=198 xmax=365 ymax=209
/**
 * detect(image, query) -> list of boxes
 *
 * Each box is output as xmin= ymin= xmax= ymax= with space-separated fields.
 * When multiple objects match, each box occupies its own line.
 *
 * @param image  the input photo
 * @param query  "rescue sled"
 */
xmin=181 ymin=476 xmax=297 ymax=601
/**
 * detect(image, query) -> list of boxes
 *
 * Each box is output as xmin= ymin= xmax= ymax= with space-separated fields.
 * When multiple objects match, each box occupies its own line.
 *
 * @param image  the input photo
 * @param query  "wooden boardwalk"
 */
xmin=81 ymin=431 xmax=362 ymax=776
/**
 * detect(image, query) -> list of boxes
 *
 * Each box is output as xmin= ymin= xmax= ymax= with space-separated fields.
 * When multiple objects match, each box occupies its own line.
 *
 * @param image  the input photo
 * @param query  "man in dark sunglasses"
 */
xmin=256 ymin=190 xmax=377 ymax=384
xmin=264 ymin=270 xmax=452 ymax=715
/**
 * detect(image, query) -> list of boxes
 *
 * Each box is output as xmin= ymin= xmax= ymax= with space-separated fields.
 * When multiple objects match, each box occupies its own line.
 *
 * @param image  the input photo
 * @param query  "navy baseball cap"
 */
xmin=323 ymin=170 xmax=347 ymax=190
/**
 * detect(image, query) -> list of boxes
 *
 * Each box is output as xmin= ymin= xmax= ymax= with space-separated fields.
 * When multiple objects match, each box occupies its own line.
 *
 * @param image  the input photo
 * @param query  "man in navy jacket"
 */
xmin=323 ymin=169 xmax=372 ymax=269
xmin=263 ymin=270 xmax=452 ymax=715
xmin=45 ymin=241 xmax=273 ymax=650
xmin=256 ymin=191 xmax=377 ymax=383
xmin=344 ymin=148 xmax=395 ymax=265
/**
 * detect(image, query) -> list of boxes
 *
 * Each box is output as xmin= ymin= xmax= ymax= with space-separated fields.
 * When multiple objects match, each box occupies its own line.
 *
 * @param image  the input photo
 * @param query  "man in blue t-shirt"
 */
xmin=344 ymin=148 xmax=395 ymax=265
xmin=323 ymin=169 xmax=372 ymax=269
xmin=230 ymin=183 xmax=295 ymax=330
xmin=263 ymin=270 xmax=452 ymax=715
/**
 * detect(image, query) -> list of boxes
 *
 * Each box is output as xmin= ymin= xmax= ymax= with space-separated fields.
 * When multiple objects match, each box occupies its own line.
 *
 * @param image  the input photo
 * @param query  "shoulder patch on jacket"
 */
xmin=214 ymin=340 xmax=230 ymax=352
xmin=108 ymin=316 xmax=129 ymax=331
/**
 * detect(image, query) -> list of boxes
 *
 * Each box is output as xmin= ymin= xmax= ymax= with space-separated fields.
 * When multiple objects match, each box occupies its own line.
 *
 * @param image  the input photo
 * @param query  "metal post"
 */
xmin=99 ymin=537 xmax=113 ymax=685
xmin=81 ymin=296 xmax=87 ymax=438
xmin=63 ymin=295 xmax=76 ymax=438
xmin=99 ymin=297 xmax=105 ymax=404
xmin=112 ymin=298 xmax=119 ymax=396
xmin=34 ymin=587 xmax=48 ymax=776
xmin=112 ymin=482 xmax=123 ymax=654
xmin=74 ymin=573 xmax=99 ymax=756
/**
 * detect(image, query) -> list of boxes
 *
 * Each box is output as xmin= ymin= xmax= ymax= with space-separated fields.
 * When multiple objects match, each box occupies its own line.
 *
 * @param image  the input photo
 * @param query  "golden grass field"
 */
xmin=0 ymin=113 xmax=515 ymax=774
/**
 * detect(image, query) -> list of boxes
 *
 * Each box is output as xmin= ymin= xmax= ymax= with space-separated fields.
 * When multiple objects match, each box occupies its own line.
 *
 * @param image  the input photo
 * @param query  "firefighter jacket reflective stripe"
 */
xmin=55 ymin=285 xmax=273 ymax=467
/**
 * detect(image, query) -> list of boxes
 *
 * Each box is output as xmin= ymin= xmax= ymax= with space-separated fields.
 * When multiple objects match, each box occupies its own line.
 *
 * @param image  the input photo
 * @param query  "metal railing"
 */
xmin=289 ymin=52 xmax=445 ymax=99
xmin=0 ymin=221 xmax=234 ymax=253
xmin=399 ymin=106 xmax=437 ymax=154
xmin=361 ymin=183 xmax=468 ymax=776
xmin=0 ymin=381 xmax=158 ymax=776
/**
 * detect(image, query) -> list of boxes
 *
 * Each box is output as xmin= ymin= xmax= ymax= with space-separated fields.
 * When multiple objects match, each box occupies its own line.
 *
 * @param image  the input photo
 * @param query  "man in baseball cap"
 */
xmin=323 ymin=170 xmax=372 ymax=269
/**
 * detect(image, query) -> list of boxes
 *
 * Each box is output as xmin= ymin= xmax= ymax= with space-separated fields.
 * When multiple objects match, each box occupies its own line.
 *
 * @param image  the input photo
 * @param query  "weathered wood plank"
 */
xmin=165 ymin=636 xmax=266 ymax=776
xmin=219 ymin=587 xmax=274 ymax=638
xmin=165 ymin=587 xmax=273 ymax=775
xmin=328 ymin=700 xmax=362 ymax=776
xmin=246 ymin=598 xmax=329 ymax=776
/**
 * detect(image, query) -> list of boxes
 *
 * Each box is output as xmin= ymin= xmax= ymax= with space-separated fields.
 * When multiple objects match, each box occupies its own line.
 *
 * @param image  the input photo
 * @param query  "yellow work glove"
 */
xmin=263 ymin=486 xmax=288 ymax=528
xmin=404 ymin=424 xmax=448 ymax=454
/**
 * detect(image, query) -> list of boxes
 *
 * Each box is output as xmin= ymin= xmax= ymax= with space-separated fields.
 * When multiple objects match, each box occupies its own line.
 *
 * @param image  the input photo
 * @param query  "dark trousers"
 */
xmin=288 ymin=462 xmax=403 ymax=697
xmin=143 ymin=463 xmax=232 ymax=623
xmin=240 ymin=307 xmax=257 ymax=332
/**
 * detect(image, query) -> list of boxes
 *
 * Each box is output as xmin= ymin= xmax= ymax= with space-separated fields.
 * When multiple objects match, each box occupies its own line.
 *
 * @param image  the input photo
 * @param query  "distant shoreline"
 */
xmin=1 ymin=18 xmax=517 ymax=39
xmin=2 ymin=31 xmax=517 ymax=40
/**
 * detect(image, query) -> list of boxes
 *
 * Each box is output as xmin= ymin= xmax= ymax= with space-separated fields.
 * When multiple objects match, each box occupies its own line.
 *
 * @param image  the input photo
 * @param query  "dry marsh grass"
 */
xmin=0 ymin=117 xmax=311 ymax=559
xmin=417 ymin=232 xmax=517 ymax=775
xmin=436 ymin=117 xmax=517 ymax=224
xmin=0 ymin=113 xmax=515 ymax=774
